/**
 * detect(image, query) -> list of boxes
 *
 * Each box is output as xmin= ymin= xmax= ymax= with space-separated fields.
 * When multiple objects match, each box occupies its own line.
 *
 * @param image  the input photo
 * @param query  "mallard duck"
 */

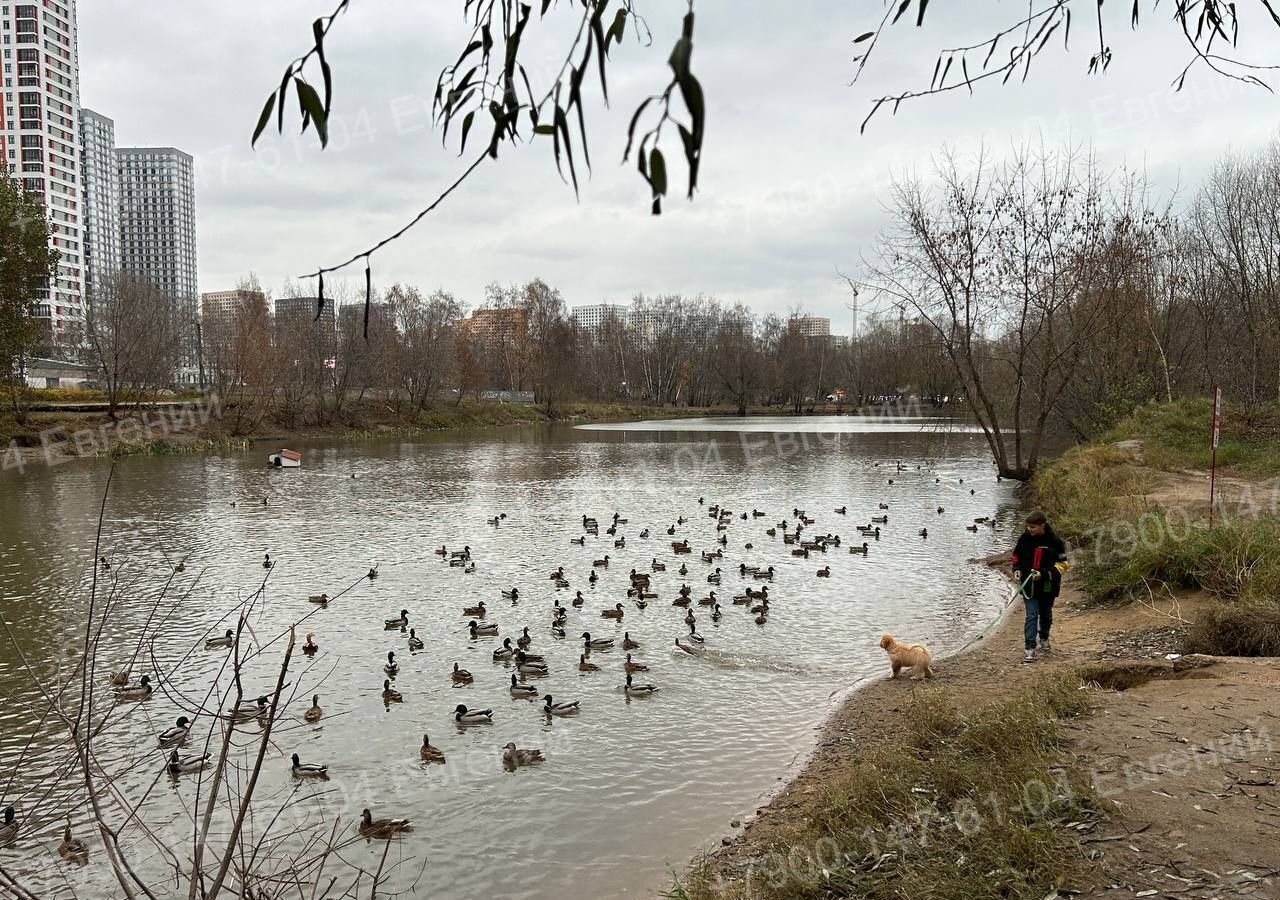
xmin=359 ymin=808 xmax=413 ymax=839
xmin=167 ymin=749 xmax=211 ymax=775
xmin=517 ymin=657 xmax=548 ymax=676
xmin=0 ymin=806 xmax=17 ymax=846
xmin=633 ymin=597 xmax=648 ymax=610
xmin=707 ymin=568 xmax=721 ymax=584
xmin=639 ymin=528 xmax=650 ymax=538
xmin=383 ymin=651 xmax=399 ymax=676
xmin=936 ymin=507 xmax=944 ymax=515
xmin=503 ymin=742 xmax=545 ymax=766
xmin=453 ymin=704 xmax=492 ymax=724
xmin=747 ymin=585 xmax=768 ymax=600
xmin=871 ymin=515 xmax=888 ymax=524
xmin=651 ymin=559 xmax=666 ymax=572
xmin=699 ymin=591 xmax=718 ymax=607
xmin=488 ymin=516 xmax=502 ymax=526
xmin=463 ymin=600 xmax=487 ymax=617
xmin=515 ymin=648 xmax=546 ymax=664
xmin=588 ymin=570 xmax=599 ymax=584
xmin=407 ymin=629 xmax=424 ymax=650
xmin=581 ymin=632 xmax=613 ymax=650
xmin=516 ymin=627 xmax=532 ymax=649
xmin=109 ymin=669 xmax=131 ymax=687
xmin=754 ymin=609 xmax=769 ymax=625
xmin=751 ymin=597 xmax=770 ymax=615
xmin=57 ymin=819 xmax=88 ymax=863
xmin=878 ymin=502 xmax=889 ymax=510
xmin=451 ymin=662 xmax=473 ymax=684
xmin=572 ymin=591 xmax=586 ymax=607
xmin=849 ymin=542 xmax=869 ymax=555
xmin=624 ymin=654 xmax=649 ymax=673
xmin=435 ymin=545 xmax=448 ymax=556
xmin=304 ymin=695 xmax=323 ymax=722
xmin=614 ymin=537 xmax=626 ymax=549
xmin=578 ymin=653 xmax=600 ymax=672
xmin=262 ymin=553 xmax=273 ymax=570
xmin=570 ymin=536 xmax=586 ymax=545
xmin=543 ymin=694 xmax=580 ymax=715
xmin=918 ymin=528 xmax=928 ymax=538
xmin=464 ymin=562 xmax=476 ymax=574
xmin=549 ymin=566 xmax=565 ymax=580
xmin=835 ymin=506 xmax=847 ymax=515
xmin=684 ymin=609 xmax=697 ymax=626
xmin=205 ymin=629 xmax=234 ymax=649
xmin=711 ymin=603 xmax=723 ymax=622
xmin=449 ymin=557 xmax=467 ymax=568
xmin=686 ymin=622 xmax=704 ymax=644
xmin=765 ymin=527 xmax=777 ymax=537
xmin=291 ymin=753 xmax=329 ymax=780
xmin=229 ymin=696 xmax=268 ymax=720
xmin=469 ymin=619 xmax=498 ymax=637
xmin=550 ymin=622 xmax=566 ymax=638
xmin=420 ymin=733 xmax=446 ymax=763
xmin=601 ymin=603 xmax=625 ymax=620
xmin=502 ymin=588 xmax=520 ymax=602
xmin=592 ymin=555 xmax=610 ymax=568
xmin=510 ymin=674 xmax=539 ymax=698
xmin=158 ymin=716 xmax=191 ymax=747
xmin=384 ymin=609 xmax=409 ymax=628
xmin=308 ymin=593 xmax=329 ymax=605
xmin=382 ymin=680 xmax=402 ymax=703
xmin=450 ymin=546 xmax=472 ymax=560
xmin=676 ymin=635 xmax=705 ymax=653
xmin=667 ymin=524 xmax=676 ymax=535
xmin=302 ymin=631 xmax=319 ymax=655
xmin=966 ymin=523 xmax=979 ymax=532
xmin=752 ymin=566 xmax=775 ymax=580
xmin=817 ymin=566 xmax=831 ymax=578
xmin=672 ymin=595 xmax=692 ymax=608
xmin=622 ymin=632 xmax=639 ymax=650
xmin=624 ymin=673 xmax=659 ymax=696
xmin=679 ymin=563 xmax=689 ymax=575
xmin=114 ymin=674 xmax=153 ymax=702
xmin=791 ymin=547 xmax=810 ymax=558
xmin=744 ymin=542 xmax=754 ymax=550
xmin=491 ymin=640 xmax=515 ymax=663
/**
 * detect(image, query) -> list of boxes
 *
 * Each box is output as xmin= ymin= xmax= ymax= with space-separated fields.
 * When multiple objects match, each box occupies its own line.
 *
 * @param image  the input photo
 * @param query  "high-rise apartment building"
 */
xmin=793 ymin=316 xmax=830 ymax=338
xmin=0 ymin=0 xmax=84 ymax=345
xmin=79 ymin=107 xmax=118 ymax=304
xmin=570 ymin=303 xmax=628 ymax=336
xmin=118 ymin=146 xmax=198 ymax=380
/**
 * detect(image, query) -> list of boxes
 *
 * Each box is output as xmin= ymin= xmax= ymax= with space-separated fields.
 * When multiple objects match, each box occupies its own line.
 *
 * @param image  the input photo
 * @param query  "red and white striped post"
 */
xmin=1209 ymin=385 xmax=1221 ymax=525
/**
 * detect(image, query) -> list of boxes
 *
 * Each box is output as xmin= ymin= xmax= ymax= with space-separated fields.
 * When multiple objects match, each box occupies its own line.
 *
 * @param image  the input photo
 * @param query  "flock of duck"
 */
xmin=0 ymin=465 xmax=995 ymax=854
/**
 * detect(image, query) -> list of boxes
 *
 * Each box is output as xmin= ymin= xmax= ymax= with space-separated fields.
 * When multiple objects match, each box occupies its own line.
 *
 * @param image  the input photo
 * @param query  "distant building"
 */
xmin=80 ymin=109 xmax=120 ymax=309
xmin=118 ymin=146 xmax=199 ymax=382
xmin=793 ymin=316 xmax=831 ymax=338
xmin=461 ymin=307 xmax=528 ymax=344
xmin=571 ymin=303 xmax=628 ymax=336
xmin=24 ymin=357 xmax=96 ymax=390
xmin=337 ymin=300 xmax=395 ymax=335
xmin=274 ymin=296 xmax=336 ymax=334
xmin=201 ymin=289 xmax=268 ymax=325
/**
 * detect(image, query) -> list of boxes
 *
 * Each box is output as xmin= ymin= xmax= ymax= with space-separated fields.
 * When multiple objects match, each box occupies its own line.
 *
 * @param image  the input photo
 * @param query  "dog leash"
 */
xmin=947 ymin=572 xmax=1036 ymax=658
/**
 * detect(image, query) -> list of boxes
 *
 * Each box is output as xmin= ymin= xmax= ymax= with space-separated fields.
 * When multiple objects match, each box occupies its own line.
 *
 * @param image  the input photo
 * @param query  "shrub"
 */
xmin=1185 ymin=603 xmax=1280 ymax=657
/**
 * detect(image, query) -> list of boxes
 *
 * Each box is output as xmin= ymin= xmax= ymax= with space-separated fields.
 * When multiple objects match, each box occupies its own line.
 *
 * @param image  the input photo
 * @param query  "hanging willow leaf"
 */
xmin=312 ymin=18 xmax=331 ymax=113
xmin=649 ymin=147 xmax=667 ymax=197
xmin=296 ymin=78 xmax=329 ymax=147
xmin=251 ymin=91 xmax=277 ymax=147
xmin=276 ymin=65 xmax=293 ymax=133
xmin=916 ymin=0 xmax=930 ymax=26
xmin=854 ymin=31 xmax=875 ymax=43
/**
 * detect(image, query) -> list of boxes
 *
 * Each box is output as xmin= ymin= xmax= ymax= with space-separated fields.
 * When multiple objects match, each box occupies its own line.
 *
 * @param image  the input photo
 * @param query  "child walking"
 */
xmin=1011 ymin=511 xmax=1067 ymax=662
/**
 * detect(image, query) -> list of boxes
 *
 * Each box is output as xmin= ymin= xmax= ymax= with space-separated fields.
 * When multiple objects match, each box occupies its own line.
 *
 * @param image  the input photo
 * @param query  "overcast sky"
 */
xmin=78 ymin=1 xmax=1278 ymax=331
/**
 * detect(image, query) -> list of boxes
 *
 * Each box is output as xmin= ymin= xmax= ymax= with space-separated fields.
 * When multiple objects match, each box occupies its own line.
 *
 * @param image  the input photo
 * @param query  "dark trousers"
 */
xmin=1023 ymin=594 xmax=1054 ymax=650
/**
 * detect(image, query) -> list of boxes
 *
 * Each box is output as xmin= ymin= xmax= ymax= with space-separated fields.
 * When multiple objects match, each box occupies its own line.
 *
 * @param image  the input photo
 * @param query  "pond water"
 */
xmin=0 ymin=416 xmax=1022 ymax=899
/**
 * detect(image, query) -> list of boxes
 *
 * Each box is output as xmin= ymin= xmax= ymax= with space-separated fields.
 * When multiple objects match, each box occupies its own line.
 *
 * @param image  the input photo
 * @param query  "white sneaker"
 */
xmin=1023 ymin=649 xmax=1036 ymax=663
xmin=1038 ymin=640 xmax=1052 ymax=653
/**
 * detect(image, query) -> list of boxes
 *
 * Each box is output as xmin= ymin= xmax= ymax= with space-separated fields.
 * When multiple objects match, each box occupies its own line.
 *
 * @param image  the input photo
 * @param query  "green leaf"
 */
xmin=312 ymin=18 xmax=331 ymax=112
xmin=649 ymin=147 xmax=667 ymax=197
xmin=295 ymin=78 xmax=329 ymax=147
xmin=533 ymin=123 xmax=555 ymax=135
xmin=854 ymin=31 xmax=875 ymax=43
xmin=251 ymin=91 xmax=277 ymax=147
xmin=277 ymin=65 xmax=293 ymax=133
xmin=916 ymin=0 xmax=930 ymax=27
xmin=460 ymin=110 xmax=476 ymax=153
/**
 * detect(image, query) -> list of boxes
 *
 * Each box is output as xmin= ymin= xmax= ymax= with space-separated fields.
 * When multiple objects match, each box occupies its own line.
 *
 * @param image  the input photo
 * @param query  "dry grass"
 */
xmin=669 ymin=675 xmax=1098 ymax=900
xmin=1186 ymin=603 xmax=1280 ymax=657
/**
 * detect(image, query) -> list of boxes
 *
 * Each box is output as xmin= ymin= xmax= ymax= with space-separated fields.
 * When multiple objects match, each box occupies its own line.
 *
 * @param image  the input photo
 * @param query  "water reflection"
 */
xmin=0 ymin=418 xmax=1020 ymax=899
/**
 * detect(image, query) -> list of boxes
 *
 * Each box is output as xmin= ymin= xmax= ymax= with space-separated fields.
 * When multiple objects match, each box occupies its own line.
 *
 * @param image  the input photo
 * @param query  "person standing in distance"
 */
xmin=1011 ymin=510 xmax=1067 ymax=663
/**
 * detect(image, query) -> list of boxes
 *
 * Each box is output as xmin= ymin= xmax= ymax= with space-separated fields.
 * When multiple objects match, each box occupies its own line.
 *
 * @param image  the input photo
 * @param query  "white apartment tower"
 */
xmin=79 ymin=107 xmax=118 ymax=304
xmin=0 ymin=0 xmax=84 ymax=345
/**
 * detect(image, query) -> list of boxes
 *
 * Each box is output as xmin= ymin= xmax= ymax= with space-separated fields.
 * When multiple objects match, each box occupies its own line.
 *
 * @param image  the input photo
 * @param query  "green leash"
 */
xmin=948 ymin=572 xmax=1036 ymax=658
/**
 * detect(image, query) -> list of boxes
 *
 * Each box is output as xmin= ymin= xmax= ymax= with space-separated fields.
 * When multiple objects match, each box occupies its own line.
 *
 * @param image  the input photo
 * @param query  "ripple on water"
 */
xmin=0 ymin=419 xmax=1019 ymax=899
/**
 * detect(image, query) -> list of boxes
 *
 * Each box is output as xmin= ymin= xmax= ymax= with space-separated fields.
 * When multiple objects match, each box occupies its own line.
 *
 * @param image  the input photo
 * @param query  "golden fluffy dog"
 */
xmin=880 ymin=633 xmax=935 ymax=680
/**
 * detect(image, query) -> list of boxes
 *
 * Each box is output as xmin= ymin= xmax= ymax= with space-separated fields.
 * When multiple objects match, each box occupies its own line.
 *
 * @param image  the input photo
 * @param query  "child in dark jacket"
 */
xmin=1011 ymin=510 xmax=1067 ymax=662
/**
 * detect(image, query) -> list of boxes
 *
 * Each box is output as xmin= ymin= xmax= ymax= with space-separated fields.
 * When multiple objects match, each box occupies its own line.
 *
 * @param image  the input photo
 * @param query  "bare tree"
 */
xmin=86 ymin=273 xmax=181 ymax=419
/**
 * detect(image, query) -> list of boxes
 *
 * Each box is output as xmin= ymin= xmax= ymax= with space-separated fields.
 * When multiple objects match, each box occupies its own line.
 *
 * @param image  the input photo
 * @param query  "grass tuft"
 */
xmin=674 ymin=675 xmax=1097 ymax=900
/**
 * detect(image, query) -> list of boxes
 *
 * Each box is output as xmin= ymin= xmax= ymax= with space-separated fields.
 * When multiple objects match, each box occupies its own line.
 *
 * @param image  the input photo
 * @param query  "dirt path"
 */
xmin=699 ymin=580 xmax=1280 ymax=898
